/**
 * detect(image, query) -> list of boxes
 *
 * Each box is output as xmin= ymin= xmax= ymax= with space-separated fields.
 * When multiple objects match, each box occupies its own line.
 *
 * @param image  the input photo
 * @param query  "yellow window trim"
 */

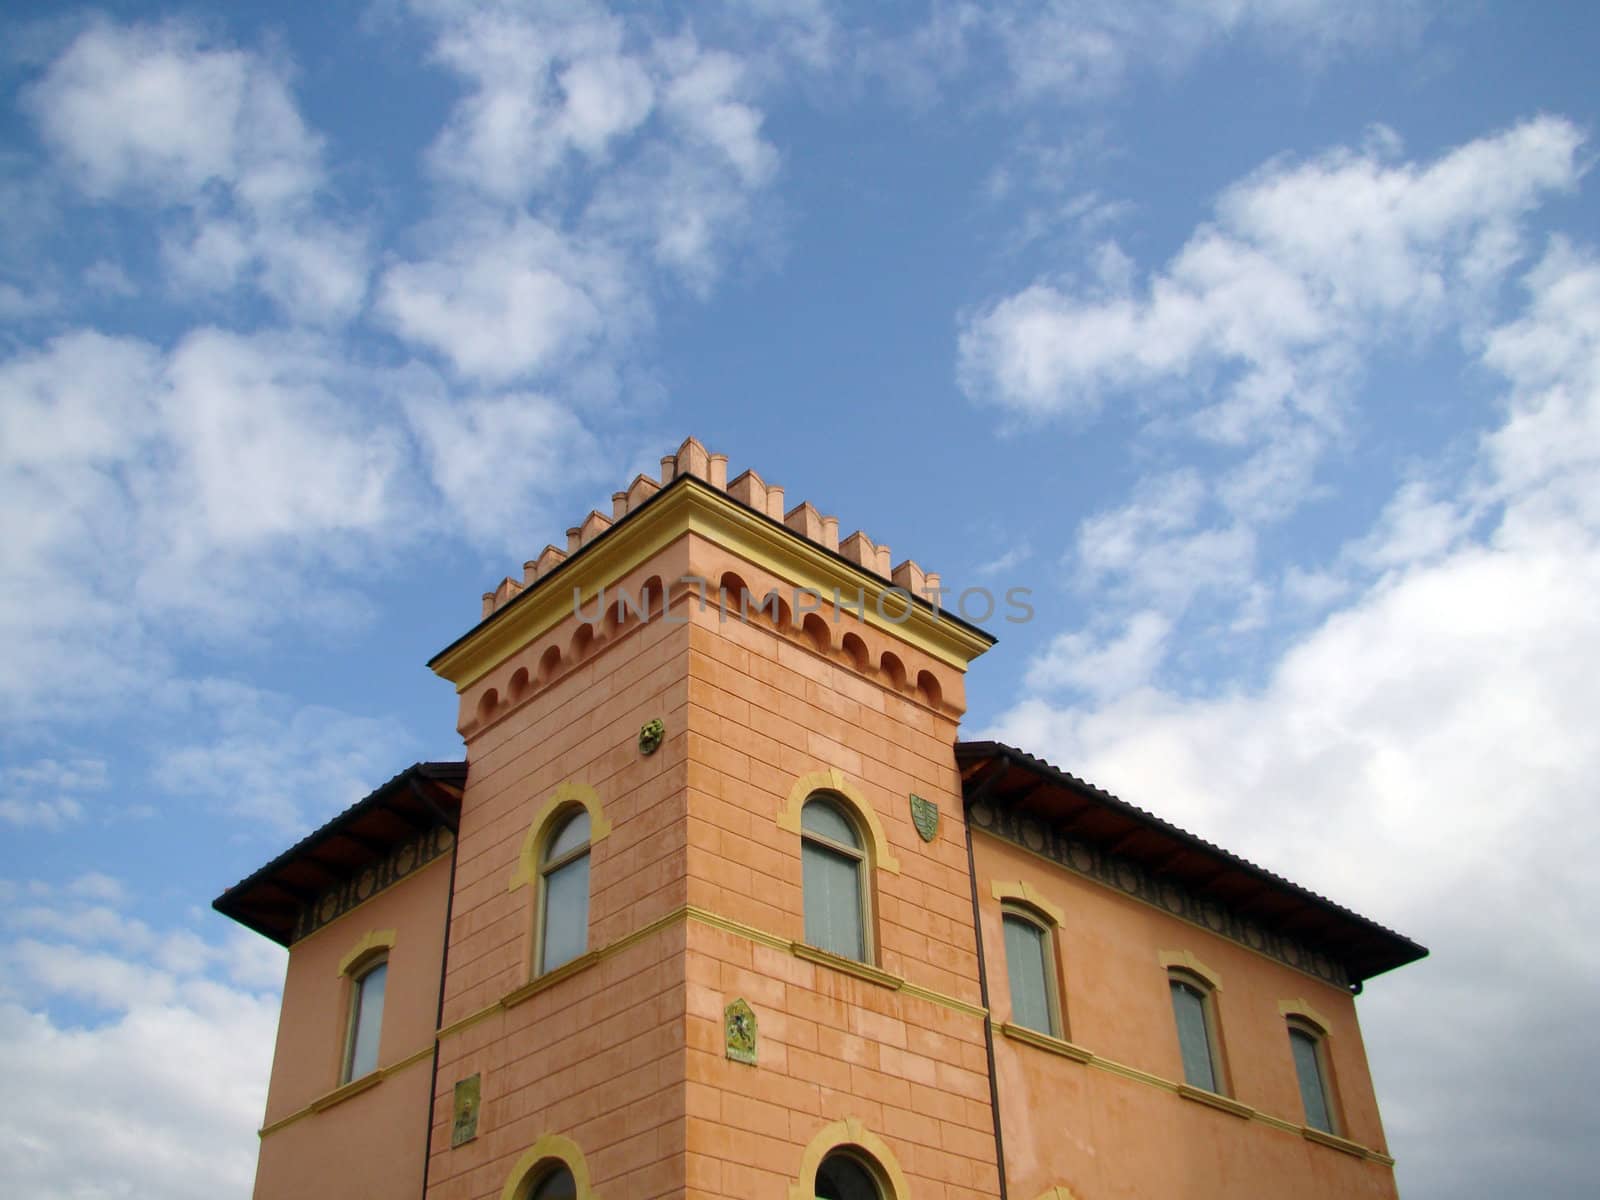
xmin=990 ymin=879 xmax=1066 ymax=926
xmin=1178 ymin=1082 xmax=1253 ymax=1119
xmin=791 ymin=941 xmax=905 ymax=990
xmin=776 ymin=767 xmax=900 ymax=874
xmin=1279 ymin=997 xmax=1335 ymax=1034
xmin=1001 ymin=1021 xmax=1093 ymax=1064
xmin=336 ymin=929 xmax=396 ymax=978
xmin=499 ymin=1132 xmax=600 ymax=1200
xmin=508 ymin=781 xmax=612 ymax=893
xmin=1304 ymin=1125 xmax=1369 ymax=1157
xmin=1158 ymin=948 xmax=1223 ymax=991
xmin=787 ymin=1116 xmax=913 ymax=1200
xmin=1030 ymin=1188 xmax=1081 ymax=1200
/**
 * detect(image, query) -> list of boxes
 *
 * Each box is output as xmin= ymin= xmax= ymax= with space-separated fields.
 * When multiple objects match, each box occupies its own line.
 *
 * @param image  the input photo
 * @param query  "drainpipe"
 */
xmin=963 ymin=753 xmax=1011 ymax=1199
xmin=415 ymin=776 xmax=461 ymax=1200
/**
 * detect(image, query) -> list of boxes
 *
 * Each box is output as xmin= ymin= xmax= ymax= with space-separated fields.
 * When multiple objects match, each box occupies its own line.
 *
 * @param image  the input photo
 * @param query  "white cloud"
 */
xmin=155 ymin=328 xmax=405 ymax=548
xmin=1344 ymin=478 xmax=1472 ymax=570
xmin=858 ymin=0 xmax=1432 ymax=108
xmin=0 ymin=888 xmax=281 ymax=1200
xmin=0 ymin=314 xmax=610 ymax=728
xmin=1480 ymin=238 xmax=1600 ymax=518
xmin=2 ymin=757 xmax=108 ymax=793
xmin=82 ymin=258 xmax=137 ymax=297
xmin=1025 ymin=610 xmax=1173 ymax=697
xmin=657 ymin=40 xmax=777 ymax=189
xmin=419 ymin=0 xmax=653 ymax=202
xmin=25 ymin=21 xmax=275 ymax=200
xmin=66 ymin=872 xmax=126 ymax=904
xmin=961 ymin=119 xmax=1588 ymax=697
xmin=376 ymin=212 xmax=630 ymax=383
xmin=24 ymin=18 xmax=367 ymax=324
xmin=958 ymin=116 xmax=1584 ymax=426
xmin=402 ymin=381 xmax=609 ymax=551
xmin=387 ymin=0 xmax=781 ymax=377
xmin=0 ymin=328 xmax=416 ymax=718
xmin=0 ymin=278 xmax=56 ymax=318
xmin=416 ymin=1 xmax=775 ymax=200
xmin=973 ymin=541 xmax=1033 ymax=578
xmin=152 ymin=677 xmax=413 ymax=833
xmin=1071 ymin=468 xmax=1259 ymax=609
xmin=0 ymin=795 xmax=83 ymax=830
xmin=0 ymin=331 xmax=171 ymax=715
xmin=163 ymin=214 xmax=369 ymax=322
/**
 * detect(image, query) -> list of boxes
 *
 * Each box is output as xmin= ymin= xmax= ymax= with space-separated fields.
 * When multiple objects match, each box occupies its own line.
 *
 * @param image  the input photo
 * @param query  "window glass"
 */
xmin=540 ymin=851 xmax=590 ymax=973
xmin=544 ymin=810 xmax=590 ymax=863
xmin=802 ymin=798 xmax=859 ymax=847
xmin=345 ymin=960 xmax=386 ymax=1081
xmin=815 ymin=1151 xmax=880 ymax=1200
xmin=1002 ymin=912 xmax=1056 ymax=1036
xmin=1170 ymin=978 xmax=1217 ymax=1092
xmin=1290 ymin=1026 xmax=1334 ymax=1132
xmin=803 ymin=839 xmax=864 ymax=960
xmin=527 ymin=1166 xmax=577 ymax=1200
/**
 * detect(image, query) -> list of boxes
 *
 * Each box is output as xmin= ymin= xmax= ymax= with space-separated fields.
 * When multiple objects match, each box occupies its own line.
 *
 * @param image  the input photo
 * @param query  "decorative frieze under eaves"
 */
xmin=969 ymin=801 xmax=1351 ymax=989
xmin=293 ymin=824 xmax=455 ymax=943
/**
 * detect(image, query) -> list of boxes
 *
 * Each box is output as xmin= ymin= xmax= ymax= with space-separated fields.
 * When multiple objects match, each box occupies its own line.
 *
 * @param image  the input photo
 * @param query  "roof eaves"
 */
xmin=211 ymin=760 xmax=466 ymax=926
xmin=955 ymin=739 xmax=1427 ymax=980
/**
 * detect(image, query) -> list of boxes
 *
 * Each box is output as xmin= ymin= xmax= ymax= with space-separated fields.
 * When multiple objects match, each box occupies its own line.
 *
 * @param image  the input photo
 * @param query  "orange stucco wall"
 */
xmin=255 ymin=847 xmax=453 ymax=1199
xmin=974 ymin=830 xmax=1398 ymax=1200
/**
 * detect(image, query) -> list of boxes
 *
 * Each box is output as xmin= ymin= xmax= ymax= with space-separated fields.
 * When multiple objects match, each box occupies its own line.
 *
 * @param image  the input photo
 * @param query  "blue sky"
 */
xmin=2 ymin=2 xmax=1597 ymax=1196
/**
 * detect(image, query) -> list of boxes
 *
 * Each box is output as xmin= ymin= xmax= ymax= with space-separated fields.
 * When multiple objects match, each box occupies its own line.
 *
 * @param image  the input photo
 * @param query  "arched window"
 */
xmin=801 ymin=795 xmax=870 ymax=962
xmin=342 ymin=955 xmax=387 ymax=1082
xmin=538 ymin=809 xmax=591 ymax=974
xmin=1169 ymin=971 xmax=1225 ymax=1094
xmin=522 ymin=1165 xmax=576 ymax=1200
xmin=1001 ymin=904 xmax=1061 ymax=1037
xmin=815 ymin=1149 xmax=883 ymax=1200
xmin=1288 ymin=1019 xmax=1337 ymax=1133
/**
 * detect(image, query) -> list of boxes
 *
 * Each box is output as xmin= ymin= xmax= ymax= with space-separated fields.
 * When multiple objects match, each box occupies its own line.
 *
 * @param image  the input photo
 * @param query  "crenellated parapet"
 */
xmin=437 ymin=436 xmax=994 ymax=736
xmin=479 ymin=437 xmax=942 ymax=620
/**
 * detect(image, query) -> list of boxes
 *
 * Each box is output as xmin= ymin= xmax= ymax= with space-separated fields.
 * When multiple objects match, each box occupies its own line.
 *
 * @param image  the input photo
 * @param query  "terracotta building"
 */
xmin=215 ymin=438 xmax=1426 ymax=1200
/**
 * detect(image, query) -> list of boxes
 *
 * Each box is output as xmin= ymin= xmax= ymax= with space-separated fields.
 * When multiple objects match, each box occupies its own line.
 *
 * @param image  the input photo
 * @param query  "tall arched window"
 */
xmin=538 ymin=809 xmax=591 ymax=974
xmin=815 ymin=1150 xmax=883 ymax=1200
xmin=342 ymin=955 xmax=387 ymax=1082
xmin=1288 ymin=1019 xmax=1338 ymax=1133
xmin=1001 ymin=904 xmax=1061 ymax=1037
xmin=522 ymin=1165 xmax=576 ymax=1200
xmin=1169 ymin=971 xmax=1225 ymax=1094
xmin=801 ymin=795 xmax=869 ymax=962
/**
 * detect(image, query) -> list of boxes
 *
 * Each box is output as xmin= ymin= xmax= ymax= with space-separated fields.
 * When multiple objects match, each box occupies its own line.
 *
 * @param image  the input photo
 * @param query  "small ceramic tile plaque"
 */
xmin=724 ymin=997 xmax=757 ymax=1065
xmin=451 ymin=1073 xmax=481 ymax=1147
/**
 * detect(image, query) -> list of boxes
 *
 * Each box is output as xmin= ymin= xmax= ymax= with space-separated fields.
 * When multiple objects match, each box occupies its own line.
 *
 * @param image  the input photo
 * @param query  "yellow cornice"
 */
xmin=429 ymin=478 xmax=995 ymax=690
